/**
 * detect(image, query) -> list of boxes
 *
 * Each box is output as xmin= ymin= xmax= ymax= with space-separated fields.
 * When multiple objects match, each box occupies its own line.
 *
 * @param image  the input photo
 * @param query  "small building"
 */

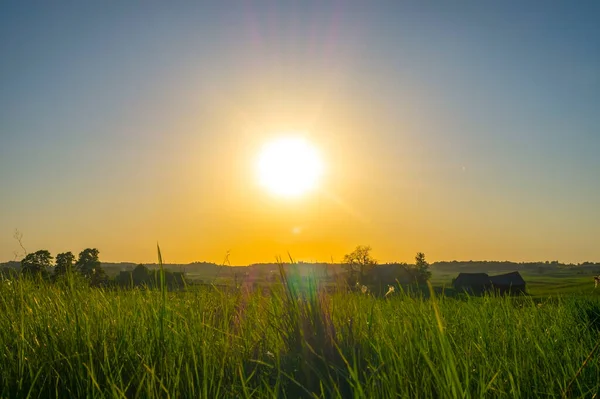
xmin=489 ymin=271 xmax=526 ymax=294
xmin=453 ymin=271 xmax=526 ymax=295
xmin=453 ymin=273 xmax=492 ymax=294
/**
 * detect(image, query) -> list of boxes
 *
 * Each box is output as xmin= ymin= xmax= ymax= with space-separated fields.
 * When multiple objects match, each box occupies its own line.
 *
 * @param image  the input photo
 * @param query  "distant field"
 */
xmin=522 ymin=275 xmax=598 ymax=297
xmin=23 ymin=260 xmax=599 ymax=299
xmin=430 ymin=268 xmax=599 ymax=297
xmin=177 ymin=263 xmax=600 ymax=299
xmin=1 ymin=274 xmax=600 ymax=398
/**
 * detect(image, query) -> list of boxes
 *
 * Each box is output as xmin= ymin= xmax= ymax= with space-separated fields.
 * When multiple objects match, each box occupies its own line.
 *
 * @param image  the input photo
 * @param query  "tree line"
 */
xmin=1 ymin=244 xmax=431 ymax=293
xmin=342 ymin=245 xmax=431 ymax=294
xmin=12 ymin=248 xmax=108 ymax=286
xmin=2 ymin=248 xmax=187 ymax=289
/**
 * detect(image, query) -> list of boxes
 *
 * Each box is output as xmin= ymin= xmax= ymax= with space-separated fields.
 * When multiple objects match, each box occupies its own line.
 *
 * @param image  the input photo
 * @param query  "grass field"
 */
xmin=1 ymin=270 xmax=600 ymax=398
xmin=430 ymin=270 xmax=599 ymax=298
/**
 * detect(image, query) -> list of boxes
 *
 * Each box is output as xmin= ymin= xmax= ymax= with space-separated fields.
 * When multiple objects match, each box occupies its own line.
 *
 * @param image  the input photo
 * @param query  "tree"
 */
xmin=90 ymin=267 xmax=108 ymax=287
xmin=414 ymin=252 xmax=431 ymax=283
xmin=132 ymin=264 xmax=151 ymax=285
xmin=75 ymin=248 xmax=101 ymax=278
xmin=343 ymin=245 xmax=378 ymax=285
xmin=54 ymin=252 xmax=75 ymax=278
xmin=21 ymin=250 xmax=53 ymax=279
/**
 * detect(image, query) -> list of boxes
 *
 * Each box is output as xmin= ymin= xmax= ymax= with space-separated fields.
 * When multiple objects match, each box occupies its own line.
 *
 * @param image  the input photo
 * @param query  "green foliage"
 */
xmin=75 ymin=248 xmax=101 ymax=278
xmin=89 ymin=267 xmax=109 ymax=287
xmin=20 ymin=250 xmax=53 ymax=279
xmin=74 ymin=248 xmax=108 ymax=286
xmin=415 ymin=251 xmax=432 ymax=283
xmin=54 ymin=252 xmax=75 ymax=278
xmin=17 ymin=248 xmax=110 ymax=287
xmin=0 ymin=278 xmax=599 ymax=397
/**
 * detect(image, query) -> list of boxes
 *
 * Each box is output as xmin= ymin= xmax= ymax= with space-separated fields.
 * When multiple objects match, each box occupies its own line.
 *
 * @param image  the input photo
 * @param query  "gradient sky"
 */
xmin=1 ymin=1 xmax=599 ymax=265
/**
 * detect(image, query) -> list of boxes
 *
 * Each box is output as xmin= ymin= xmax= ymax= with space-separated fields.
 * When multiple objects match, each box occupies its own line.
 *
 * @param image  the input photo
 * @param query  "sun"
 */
xmin=256 ymin=137 xmax=324 ymax=198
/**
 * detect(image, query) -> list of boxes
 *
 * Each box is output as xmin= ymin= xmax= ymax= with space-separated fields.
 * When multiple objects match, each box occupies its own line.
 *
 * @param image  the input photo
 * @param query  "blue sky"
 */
xmin=1 ymin=2 xmax=599 ymax=264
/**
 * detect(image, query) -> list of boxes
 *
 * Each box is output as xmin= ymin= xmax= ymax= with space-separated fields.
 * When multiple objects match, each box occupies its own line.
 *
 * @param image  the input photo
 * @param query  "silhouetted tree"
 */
xmin=21 ymin=250 xmax=53 ymax=279
xmin=343 ymin=245 xmax=378 ymax=285
xmin=90 ymin=267 xmax=108 ymax=287
xmin=414 ymin=252 xmax=431 ymax=283
xmin=75 ymin=248 xmax=101 ymax=278
xmin=75 ymin=248 xmax=107 ymax=286
xmin=54 ymin=252 xmax=75 ymax=278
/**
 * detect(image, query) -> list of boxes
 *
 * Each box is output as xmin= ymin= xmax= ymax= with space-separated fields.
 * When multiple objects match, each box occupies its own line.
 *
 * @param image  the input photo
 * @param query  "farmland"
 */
xmin=1 ymin=267 xmax=599 ymax=398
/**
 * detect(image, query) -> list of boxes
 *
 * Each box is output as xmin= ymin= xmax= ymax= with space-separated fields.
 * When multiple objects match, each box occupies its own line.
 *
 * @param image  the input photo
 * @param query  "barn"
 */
xmin=453 ymin=271 xmax=526 ymax=295
xmin=453 ymin=273 xmax=492 ymax=294
xmin=489 ymin=271 xmax=526 ymax=294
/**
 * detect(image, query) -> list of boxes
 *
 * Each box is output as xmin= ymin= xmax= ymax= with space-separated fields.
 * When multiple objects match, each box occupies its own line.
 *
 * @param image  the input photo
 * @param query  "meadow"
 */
xmin=1 ymin=269 xmax=600 ymax=398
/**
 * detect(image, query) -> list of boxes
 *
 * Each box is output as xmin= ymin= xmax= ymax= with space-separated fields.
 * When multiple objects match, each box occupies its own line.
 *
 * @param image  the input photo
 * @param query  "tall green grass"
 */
xmin=0 ymin=271 xmax=599 ymax=398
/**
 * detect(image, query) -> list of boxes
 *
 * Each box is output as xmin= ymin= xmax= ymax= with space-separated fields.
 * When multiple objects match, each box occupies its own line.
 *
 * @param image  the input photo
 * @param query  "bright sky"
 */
xmin=1 ymin=2 xmax=599 ymax=265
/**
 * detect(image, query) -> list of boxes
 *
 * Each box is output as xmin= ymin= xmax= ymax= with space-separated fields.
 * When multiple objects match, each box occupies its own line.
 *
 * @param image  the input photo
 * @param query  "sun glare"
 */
xmin=257 ymin=137 xmax=323 ymax=198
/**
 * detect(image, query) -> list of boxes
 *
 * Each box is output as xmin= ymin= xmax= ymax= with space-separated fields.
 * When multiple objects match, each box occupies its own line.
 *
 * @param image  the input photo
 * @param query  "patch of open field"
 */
xmin=431 ymin=269 xmax=600 ymax=298
xmin=1 ymin=276 xmax=600 ymax=398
